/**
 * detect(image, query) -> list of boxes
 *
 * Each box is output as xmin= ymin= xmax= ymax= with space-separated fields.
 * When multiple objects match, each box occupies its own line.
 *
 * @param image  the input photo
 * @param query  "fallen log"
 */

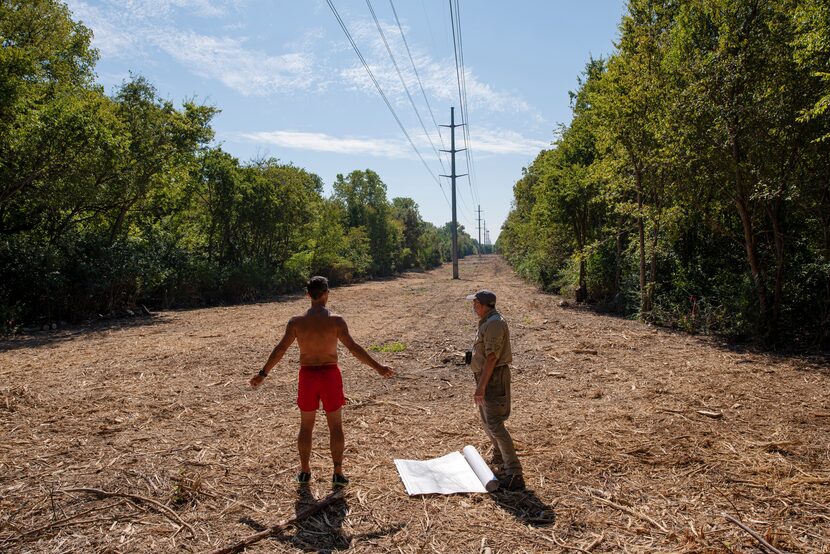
xmin=205 ymin=489 xmax=345 ymax=554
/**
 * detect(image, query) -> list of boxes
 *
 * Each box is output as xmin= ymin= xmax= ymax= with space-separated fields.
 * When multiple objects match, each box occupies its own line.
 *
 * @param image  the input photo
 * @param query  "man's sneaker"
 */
xmin=332 ymin=473 xmax=349 ymax=488
xmin=296 ymin=471 xmax=311 ymax=484
xmin=500 ymin=474 xmax=525 ymax=491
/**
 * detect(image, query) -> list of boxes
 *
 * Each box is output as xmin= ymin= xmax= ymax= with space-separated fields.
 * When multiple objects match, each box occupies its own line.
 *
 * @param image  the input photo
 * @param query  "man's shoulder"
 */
xmin=482 ymin=314 xmax=508 ymax=333
xmin=292 ymin=311 xmax=344 ymax=322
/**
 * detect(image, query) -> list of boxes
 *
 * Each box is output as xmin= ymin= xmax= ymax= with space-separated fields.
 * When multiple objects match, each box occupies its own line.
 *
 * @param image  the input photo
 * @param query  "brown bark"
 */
xmin=650 ymin=196 xmax=660 ymax=308
xmin=577 ymin=258 xmax=588 ymax=302
xmin=635 ymin=168 xmax=649 ymax=314
xmin=615 ymin=215 xmax=624 ymax=296
xmin=767 ymin=197 xmax=785 ymax=339
xmin=730 ymin=128 xmax=768 ymax=330
xmin=574 ymin=213 xmax=588 ymax=302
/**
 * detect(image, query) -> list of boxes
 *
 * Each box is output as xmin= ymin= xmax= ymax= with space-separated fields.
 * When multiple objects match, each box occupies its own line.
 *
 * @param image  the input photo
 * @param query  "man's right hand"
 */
xmin=249 ymin=374 xmax=266 ymax=388
xmin=376 ymin=365 xmax=395 ymax=378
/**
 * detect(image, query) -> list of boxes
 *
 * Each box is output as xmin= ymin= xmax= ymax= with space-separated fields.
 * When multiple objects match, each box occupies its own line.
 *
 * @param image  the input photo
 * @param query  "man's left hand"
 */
xmin=377 ymin=364 xmax=396 ymax=378
xmin=474 ymin=388 xmax=485 ymax=406
xmin=249 ymin=374 xmax=266 ymax=388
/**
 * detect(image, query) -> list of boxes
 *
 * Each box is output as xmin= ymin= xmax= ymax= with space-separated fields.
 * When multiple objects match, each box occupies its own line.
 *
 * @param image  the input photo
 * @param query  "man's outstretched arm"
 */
xmin=337 ymin=319 xmax=395 ymax=377
xmin=249 ymin=319 xmax=297 ymax=388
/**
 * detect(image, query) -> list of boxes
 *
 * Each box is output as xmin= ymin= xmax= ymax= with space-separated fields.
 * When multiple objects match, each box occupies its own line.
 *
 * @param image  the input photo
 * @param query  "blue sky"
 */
xmin=65 ymin=0 xmax=625 ymax=241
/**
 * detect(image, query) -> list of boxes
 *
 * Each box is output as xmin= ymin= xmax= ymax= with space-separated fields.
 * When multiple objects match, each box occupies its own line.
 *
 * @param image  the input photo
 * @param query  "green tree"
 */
xmin=104 ymin=76 xmax=216 ymax=244
xmin=592 ymin=0 xmax=677 ymax=314
xmin=333 ymin=169 xmax=401 ymax=274
xmin=667 ymin=0 xmax=822 ymax=338
xmin=793 ymin=0 xmax=830 ymax=140
xmin=391 ymin=197 xmax=425 ymax=270
xmin=0 ymin=0 xmax=102 ymax=235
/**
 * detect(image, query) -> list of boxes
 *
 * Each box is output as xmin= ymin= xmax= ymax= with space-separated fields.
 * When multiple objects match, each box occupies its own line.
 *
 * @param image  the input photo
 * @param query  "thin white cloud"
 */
xmin=67 ymin=1 xmax=136 ymax=58
xmin=66 ymin=0 xmax=234 ymax=56
xmin=236 ymin=130 xmax=411 ymax=158
xmin=151 ymin=32 xmax=314 ymax=95
xmin=471 ymin=128 xmax=550 ymax=155
xmin=67 ymin=0 xmax=539 ymax=117
xmin=163 ymin=0 xmax=229 ymax=18
xmin=339 ymin=15 xmax=537 ymax=116
xmin=104 ymin=0 xmax=230 ymax=19
xmin=66 ymin=0 xmax=313 ymax=96
xmin=234 ymin=127 xmax=546 ymax=158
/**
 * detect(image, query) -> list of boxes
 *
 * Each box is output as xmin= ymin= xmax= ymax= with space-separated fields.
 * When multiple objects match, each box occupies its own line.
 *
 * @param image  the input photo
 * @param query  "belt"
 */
xmin=479 ymin=364 xmax=509 ymax=373
xmin=300 ymin=363 xmax=339 ymax=371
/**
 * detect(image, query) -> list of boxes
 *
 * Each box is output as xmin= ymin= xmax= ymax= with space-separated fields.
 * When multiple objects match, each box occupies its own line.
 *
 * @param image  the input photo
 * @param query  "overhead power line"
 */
xmin=365 ymin=0 xmax=446 ymax=175
xmin=325 ymin=0 xmax=449 ymax=206
xmin=388 ymin=0 xmax=447 ymax=154
xmin=449 ymin=0 xmax=481 ymax=208
xmin=454 ymin=0 xmax=481 ymax=207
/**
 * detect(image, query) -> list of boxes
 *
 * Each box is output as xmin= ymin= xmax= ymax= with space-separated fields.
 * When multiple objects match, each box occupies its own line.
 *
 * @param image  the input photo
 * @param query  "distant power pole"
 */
xmin=483 ymin=219 xmax=488 ymax=254
xmin=440 ymin=107 xmax=467 ymax=280
xmin=477 ymin=205 xmax=482 ymax=258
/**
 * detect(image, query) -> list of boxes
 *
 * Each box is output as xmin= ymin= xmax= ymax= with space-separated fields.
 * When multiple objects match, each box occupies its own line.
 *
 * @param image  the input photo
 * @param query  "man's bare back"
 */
xmin=250 ymin=290 xmax=393 ymax=388
xmin=289 ymin=306 xmax=343 ymax=366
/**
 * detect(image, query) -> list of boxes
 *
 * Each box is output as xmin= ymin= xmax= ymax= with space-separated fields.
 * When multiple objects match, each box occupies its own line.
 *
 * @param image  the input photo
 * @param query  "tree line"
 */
xmin=498 ymin=0 xmax=829 ymax=346
xmin=0 ymin=0 xmax=478 ymax=331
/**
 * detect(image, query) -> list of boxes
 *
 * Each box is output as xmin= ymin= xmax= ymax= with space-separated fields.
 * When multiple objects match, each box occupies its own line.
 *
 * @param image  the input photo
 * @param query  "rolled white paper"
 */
xmin=462 ymin=445 xmax=499 ymax=492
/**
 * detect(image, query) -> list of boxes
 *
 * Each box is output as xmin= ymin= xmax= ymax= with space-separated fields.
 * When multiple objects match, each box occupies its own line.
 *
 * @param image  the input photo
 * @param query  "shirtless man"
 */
xmin=249 ymin=276 xmax=395 ymax=486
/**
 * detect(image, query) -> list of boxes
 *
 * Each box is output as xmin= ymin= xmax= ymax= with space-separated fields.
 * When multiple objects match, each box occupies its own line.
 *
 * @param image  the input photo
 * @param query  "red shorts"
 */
xmin=297 ymin=364 xmax=345 ymax=413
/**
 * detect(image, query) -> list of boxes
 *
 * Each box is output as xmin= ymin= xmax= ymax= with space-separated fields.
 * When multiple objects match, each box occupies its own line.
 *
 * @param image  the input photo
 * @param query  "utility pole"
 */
xmin=440 ymin=107 xmax=466 ymax=279
xmin=477 ymin=205 xmax=482 ymax=258
xmin=483 ymin=219 xmax=488 ymax=254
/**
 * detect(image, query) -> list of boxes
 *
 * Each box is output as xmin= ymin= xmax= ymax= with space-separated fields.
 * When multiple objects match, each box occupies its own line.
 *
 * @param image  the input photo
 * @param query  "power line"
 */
xmin=366 ymin=0 xmax=446 ymax=176
xmin=388 ymin=0 xmax=447 ymax=155
xmin=452 ymin=0 xmax=481 ymax=208
xmin=325 ymin=0 xmax=449 ymax=206
xmin=448 ymin=0 xmax=480 ymax=210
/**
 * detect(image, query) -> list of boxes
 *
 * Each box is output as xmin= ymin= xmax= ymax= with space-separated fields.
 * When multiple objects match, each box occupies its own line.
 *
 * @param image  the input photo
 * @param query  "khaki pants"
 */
xmin=475 ymin=365 xmax=522 ymax=476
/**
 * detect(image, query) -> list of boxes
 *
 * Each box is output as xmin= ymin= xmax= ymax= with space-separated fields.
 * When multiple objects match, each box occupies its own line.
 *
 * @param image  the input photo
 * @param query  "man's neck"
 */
xmin=479 ymin=307 xmax=496 ymax=321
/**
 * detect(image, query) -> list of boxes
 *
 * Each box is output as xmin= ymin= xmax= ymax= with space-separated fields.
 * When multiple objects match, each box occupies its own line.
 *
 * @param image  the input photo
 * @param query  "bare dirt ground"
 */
xmin=1 ymin=255 xmax=829 ymax=553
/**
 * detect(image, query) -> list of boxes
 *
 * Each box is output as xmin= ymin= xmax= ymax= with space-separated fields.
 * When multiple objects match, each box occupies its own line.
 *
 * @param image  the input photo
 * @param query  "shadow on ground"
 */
xmin=492 ymin=487 xmax=556 ymax=527
xmin=0 ymin=315 xmax=172 ymax=352
xmin=239 ymin=486 xmax=406 ymax=553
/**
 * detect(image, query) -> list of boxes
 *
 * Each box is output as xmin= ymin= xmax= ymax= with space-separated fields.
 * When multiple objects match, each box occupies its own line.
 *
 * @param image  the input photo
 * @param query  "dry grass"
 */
xmin=1 ymin=256 xmax=828 ymax=553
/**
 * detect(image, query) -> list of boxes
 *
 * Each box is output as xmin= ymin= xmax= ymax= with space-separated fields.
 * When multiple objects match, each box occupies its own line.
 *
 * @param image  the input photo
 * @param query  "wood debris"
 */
xmin=0 ymin=256 xmax=826 ymax=553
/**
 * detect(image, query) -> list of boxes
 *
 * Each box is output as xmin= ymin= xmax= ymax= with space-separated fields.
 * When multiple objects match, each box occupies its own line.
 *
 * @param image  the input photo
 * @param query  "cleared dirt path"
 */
xmin=1 ymin=255 xmax=828 ymax=553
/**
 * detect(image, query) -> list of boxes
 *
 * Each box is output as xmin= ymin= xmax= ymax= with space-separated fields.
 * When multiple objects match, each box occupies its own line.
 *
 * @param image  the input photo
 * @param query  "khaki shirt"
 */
xmin=471 ymin=309 xmax=512 ymax=374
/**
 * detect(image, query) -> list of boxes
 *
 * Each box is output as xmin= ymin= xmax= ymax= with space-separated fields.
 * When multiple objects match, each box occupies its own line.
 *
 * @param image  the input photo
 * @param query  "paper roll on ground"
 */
xmin=462 ymin=445 xmax=499 ymax=492
xmin=394 ymin=452 xmax=488 ymax=495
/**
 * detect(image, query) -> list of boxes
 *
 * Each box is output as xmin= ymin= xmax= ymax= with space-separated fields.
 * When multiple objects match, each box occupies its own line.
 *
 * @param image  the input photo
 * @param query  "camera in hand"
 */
xmin=465 ymin=350 xmax=472 ymax=365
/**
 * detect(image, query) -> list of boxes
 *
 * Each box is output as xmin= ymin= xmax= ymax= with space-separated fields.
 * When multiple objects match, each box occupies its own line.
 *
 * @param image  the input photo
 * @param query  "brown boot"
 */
xmin=499 ymin=474 xmax=525 ymax=491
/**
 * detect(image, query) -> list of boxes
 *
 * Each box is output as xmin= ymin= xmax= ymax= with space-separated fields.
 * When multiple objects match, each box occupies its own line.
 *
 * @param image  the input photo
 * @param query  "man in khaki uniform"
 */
xmin=466 ymin=289 xmax=525 ymax=491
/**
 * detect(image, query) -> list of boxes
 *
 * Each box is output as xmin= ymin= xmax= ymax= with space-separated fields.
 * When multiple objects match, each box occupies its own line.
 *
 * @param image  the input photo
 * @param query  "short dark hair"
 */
xmin=307 ymin=276 xmax=329 ymax=300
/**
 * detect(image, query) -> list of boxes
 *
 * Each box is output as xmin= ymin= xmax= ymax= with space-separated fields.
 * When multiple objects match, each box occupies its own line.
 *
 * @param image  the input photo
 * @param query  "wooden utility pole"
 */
xmin=440 ymin=107 xmax=466 ymax=279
